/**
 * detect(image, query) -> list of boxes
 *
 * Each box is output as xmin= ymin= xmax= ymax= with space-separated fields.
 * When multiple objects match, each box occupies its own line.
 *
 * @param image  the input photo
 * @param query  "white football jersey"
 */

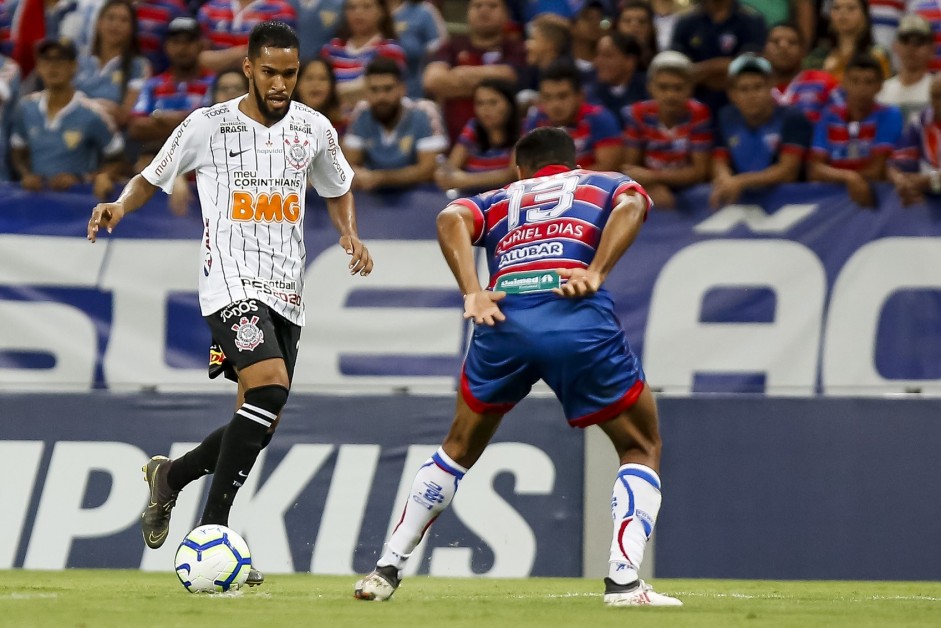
xmin=141 ymin=97 xmax=353 ymax=326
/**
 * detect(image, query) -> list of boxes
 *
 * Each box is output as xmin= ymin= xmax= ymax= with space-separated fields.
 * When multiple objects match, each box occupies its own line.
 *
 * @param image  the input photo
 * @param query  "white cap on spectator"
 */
xmin=648 ymin=50 xmax=693 ymax=78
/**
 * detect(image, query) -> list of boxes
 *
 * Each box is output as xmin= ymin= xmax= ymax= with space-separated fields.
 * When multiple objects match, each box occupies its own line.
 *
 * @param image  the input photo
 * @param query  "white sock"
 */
xmin=608 ymin=463 xmax=662 ymax=585
xmin=377 ymin=447 xmax=468 ymax=571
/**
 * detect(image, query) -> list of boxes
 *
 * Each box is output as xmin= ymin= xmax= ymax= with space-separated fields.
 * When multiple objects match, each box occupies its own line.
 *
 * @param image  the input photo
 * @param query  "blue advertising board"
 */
xmin=2 ymin=182 xmax=940 ymax=395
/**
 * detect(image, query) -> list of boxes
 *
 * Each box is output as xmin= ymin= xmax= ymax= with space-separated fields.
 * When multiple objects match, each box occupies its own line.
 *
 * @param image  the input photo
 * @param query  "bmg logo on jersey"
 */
xmin=231 ymin=190 xmax=301 ymax=223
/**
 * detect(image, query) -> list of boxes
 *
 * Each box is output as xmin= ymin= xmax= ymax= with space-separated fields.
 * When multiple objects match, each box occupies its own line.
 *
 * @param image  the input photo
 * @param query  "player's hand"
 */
xmin=553 ymin=268 xmax=602 ymax=298
xmin=87 ymin=202 xmax=126 ymax=242
xmin=463 ymin=290 xmax=506 ymax=326
xmin=339 ymin=234 xmax=373 ymax=276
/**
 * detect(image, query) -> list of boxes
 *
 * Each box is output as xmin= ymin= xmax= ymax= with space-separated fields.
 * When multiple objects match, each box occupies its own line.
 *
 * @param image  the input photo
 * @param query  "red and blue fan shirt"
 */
xmin=452 ymin=166 xmax=651 ymax=297
xmin=198 ymin=0 xmax=297 ymax=50
xmin=623 ymin=99 xmax=713 ymax=169
xmin=457 ymin=119 xmax=513 ymax=172
xmin=132 ymin=69 xmax=216 ymax=116
xmin=810 ymin=103 xmax=903 ymax=170
xmin=320 ymin=36 xmax=406 ymax=84
xmin=522 ymin=103 xmax=622 ymax=169
xmin=891 ymin=106 xmax=941 ymax=172
xmin=773 ymin=69 xmax=842 ymax=124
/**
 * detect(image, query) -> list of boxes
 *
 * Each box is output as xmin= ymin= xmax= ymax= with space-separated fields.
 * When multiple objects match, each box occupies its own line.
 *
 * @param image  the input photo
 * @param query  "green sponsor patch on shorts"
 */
xmin=494 ymin=270 xmax=561 ymax=294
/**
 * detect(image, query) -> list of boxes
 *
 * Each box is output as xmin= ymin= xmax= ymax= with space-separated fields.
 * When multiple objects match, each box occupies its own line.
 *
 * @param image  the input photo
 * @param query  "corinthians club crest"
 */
xmin=285 ymin=133 xmax=311 ymax=170
xmin=231 ymin=315 xmax=264 ymax=351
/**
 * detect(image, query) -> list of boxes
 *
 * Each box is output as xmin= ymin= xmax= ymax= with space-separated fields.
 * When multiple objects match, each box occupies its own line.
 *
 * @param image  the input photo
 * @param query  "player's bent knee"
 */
xmin=243 ymin=384 xmax=290 ymax=424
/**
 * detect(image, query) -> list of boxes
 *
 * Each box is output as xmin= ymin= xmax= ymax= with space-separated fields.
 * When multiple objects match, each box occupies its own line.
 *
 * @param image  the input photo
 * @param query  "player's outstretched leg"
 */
xmin=140 ymin=455 xmax=179 ymax=549
xmin=597 ymin=384 xmax=681 ymax=607
xmin=354 ymin=396 xmax=501 ymax=601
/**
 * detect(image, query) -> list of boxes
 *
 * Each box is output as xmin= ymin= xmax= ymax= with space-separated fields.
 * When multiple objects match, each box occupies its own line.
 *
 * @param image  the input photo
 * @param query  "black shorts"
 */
xmin=205 ymin=299 xmax=301 ymax=383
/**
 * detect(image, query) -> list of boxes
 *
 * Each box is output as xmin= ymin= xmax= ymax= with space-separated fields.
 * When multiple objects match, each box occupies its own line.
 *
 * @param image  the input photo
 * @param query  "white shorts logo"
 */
xmin=231 ymin=315 xmax=264 ymax=351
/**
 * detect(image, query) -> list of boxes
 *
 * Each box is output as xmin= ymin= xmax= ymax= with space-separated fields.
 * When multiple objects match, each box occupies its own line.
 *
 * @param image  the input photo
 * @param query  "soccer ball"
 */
xmin=174 ymin=524 xmax=252 ymax=593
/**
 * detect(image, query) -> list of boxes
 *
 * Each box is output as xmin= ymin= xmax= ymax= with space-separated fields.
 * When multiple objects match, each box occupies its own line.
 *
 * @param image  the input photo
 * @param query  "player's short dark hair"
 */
xmin=540 ymin=60 xmax=582 ymax=92
xmin=845 ymin=52 xmax=883 ymax=80
xmin=515 ymin=128 xmax=576 ymax=171
xmin=247 ymin=21 xmax=299 ymax=59
xmin=364 ymin=55 xmax=403 ymax=80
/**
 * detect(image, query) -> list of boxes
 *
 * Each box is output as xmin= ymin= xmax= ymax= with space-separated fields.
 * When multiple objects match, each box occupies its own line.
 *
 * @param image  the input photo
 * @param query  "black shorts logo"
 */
xmin=220 ymin=299 xmax=259 ymax=322
xmin=231 ymin=315 xmax=265 ymax=351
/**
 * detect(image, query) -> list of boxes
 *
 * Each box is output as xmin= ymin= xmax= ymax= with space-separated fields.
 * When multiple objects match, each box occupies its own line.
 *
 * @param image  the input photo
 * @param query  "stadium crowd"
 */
xmin=3 ymin=0 xmax=941 ymax=209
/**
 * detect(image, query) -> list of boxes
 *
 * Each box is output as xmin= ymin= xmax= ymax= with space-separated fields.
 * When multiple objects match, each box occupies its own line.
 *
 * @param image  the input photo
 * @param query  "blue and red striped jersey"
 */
xmin=198 ymin=0 xmax=297 ymax=50
xmin=891 ymin=106 xmax=941 ymax=172
xmin=320 ymin=37 xmax=406 ymax=84
xmin=810 ymin=103 xmax=903 ymax=170
xmin=773 ymin=69 xmax=842 ymax=124
xmin=453 ymin=166 xmax=651 ymax=293
xmin=136 ymin=0 xmax=187 ymax=73
xmin=623 ymin=99 xmax=712 ymax=169
xmin=132 ymin=69 xmax=216 ymax=116
xmin=522 ymin=103 xmax=622 ymax=169
xmin=457 ymin=119 xmax=513 ymax=172
xmin=911 ymin=0 xmax=941 ymax=73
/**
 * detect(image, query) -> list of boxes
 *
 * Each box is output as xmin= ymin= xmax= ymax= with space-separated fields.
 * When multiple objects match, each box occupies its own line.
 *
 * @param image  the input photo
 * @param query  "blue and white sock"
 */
xmin=608 ymin=463 xmax=662 ymax=585
xmin=377 ymin=448 xmax=467 ymax=571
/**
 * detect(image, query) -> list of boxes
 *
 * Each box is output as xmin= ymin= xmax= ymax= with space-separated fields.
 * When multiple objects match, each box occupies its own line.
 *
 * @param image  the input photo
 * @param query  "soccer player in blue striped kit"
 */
xmin=354 ymin=127 xmax=682 ymax=607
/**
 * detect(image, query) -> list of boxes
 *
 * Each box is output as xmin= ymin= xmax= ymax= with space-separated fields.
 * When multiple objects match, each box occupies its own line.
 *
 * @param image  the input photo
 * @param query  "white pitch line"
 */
xmin=0 ymin=593 xmax=59 ymax=600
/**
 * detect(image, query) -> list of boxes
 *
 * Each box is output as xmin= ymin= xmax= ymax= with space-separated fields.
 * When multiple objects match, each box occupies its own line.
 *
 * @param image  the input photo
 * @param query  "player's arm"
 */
xmin=437 ymin=201 xmax=505 ymax=325
xmin=325 ymin=191 xmax=373 ymax=276
xmin=554 ymin=189 xmax=648 ymax=298
xmin=199 ymin=45 xmax=247 ymax=73
xmin=87 ymin=174 xmax=159 ymax=241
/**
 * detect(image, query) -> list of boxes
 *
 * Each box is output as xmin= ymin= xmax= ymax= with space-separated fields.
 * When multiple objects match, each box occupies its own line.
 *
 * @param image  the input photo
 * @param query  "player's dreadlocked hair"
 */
xmin=248 ymin=21 xmax=300 ymax=59
xmin=514 ymin=128 xmax=576 ymax=172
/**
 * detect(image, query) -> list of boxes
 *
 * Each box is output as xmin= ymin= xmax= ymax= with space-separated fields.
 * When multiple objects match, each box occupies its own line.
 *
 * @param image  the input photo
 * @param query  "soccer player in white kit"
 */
xmin=86 ymin=21 xmax=373 ymax=586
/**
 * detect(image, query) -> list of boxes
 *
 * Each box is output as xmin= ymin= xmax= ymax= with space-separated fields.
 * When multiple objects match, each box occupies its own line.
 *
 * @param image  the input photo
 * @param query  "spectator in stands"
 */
xmin=518 ymin=13 xmax=571 ymax=109
xmin=808 ymin=54 xmax=903 ymax=207
xmin=321 ymin=0 xmax=406 ymax=110
xmin=74 ymin=0 xmax=151 ymax=129
xmin=805 ymin=0 xmax=890 ymax=83
xmin=587 ymin=32 xmax=648 ymax=126
xmin=615 ymin=0 xmax=658 ymax=70
xmin=911 ymin=0 xmax=941 ymax=74
xmin=293 ymin=58 xmax=346 ymax=133
xmin=389 ymin=0 xmax=449 ymax=98
xmin=288 ymin=0 xmax=345 ymax=62
xmin=10 ymin=38 xmax=124 ymax=199
xmin=0 ymin=53 xmax=20 ymax=181
xmin=523 ymin=61 xmax=623 ymax=171
xmin=435 ymin=77 xmax=517 ymax=192
xmin=211 ymin=69 xmax=250 ymax=104
xmin=622 ymin=51 xmax=712 ymax=209
xmin=741 ymin=0 xmax=815 ymax=43
xmin=128 ymin=17 xmax=212 ymax=148
xmin=343 ymin=56 xmax=448 ymax=190
xmin=135 ymin=0 xmax=189 ymax=75
xmin=710 ymin=53 xmax=812 ymax=208
xmin=571 ymin=0 xmax=609 ymax=81
xmin=670 ymin=0 xmax=768 ymax=114
xmin=423 ymin=0 xmax=525 ymax=143
xmin=889 ymin=74 xmax=941 ymax=206
xmin=765 ymin=21 xmax=840 ymax=124
xmin=878 ymin=14 xmax=934 ymax=121
xmin=651 ymin=0 xmax=681 ymax=52
xmin=198 ymin=0 xmax=297 ymax=72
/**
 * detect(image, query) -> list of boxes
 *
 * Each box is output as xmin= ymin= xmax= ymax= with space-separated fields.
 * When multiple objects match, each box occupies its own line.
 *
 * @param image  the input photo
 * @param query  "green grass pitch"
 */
xmin=1 ymin=571 xmax=939 ymax=628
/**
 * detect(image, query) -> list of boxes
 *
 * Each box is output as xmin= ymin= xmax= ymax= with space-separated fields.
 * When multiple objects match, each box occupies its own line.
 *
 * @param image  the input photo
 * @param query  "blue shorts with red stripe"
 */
xmin=460 ymin=290 xmax=646 ymax=428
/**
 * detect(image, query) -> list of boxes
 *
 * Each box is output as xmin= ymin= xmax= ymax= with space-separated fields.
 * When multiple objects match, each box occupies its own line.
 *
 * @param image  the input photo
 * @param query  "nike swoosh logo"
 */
xmin=238 ymin=470 xmax=249 ymax=477
xmin=149 ymin=530 xmax=167 ymax=544
xmin=229 ymin=148 xmax=249 ymax=158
